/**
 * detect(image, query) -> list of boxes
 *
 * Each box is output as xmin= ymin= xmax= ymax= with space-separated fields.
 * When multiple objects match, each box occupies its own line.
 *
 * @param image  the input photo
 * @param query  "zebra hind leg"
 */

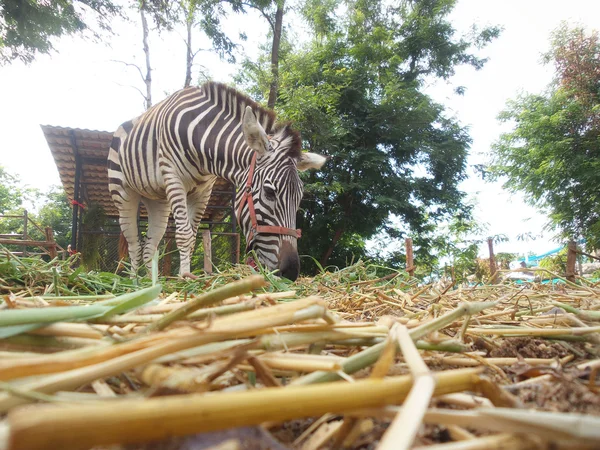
xmin=141 ymin=198 xmax=171 ymax=273
xmin=108 ymin=130 xmax=143 ymax=275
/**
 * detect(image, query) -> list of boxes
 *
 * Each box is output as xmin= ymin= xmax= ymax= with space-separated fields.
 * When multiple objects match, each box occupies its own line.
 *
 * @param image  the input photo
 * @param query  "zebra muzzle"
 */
xmin=278 ymin=240 xmax=300 ymax=282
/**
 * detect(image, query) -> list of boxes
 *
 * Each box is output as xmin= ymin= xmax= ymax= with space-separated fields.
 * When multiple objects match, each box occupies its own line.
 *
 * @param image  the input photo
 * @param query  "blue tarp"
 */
xmin=517 ymin=245 xmax=564 ymax=266
xmin=517 ymin=238 xmax=587 ymax=266
xmin=517 ymin=239 xmax=585 ymax=265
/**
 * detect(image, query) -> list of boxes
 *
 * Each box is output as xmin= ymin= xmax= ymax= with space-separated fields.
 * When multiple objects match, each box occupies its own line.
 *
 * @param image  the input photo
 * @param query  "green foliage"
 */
xmin=428 ymin=211 xmax=487 ymax=282
xmin=0 ymin=166 xmax=31 ymax=214
xmin=300 ymin=0 xmax=339 ymax=37
xmin=190 ymin=220 xmax=239 ymax=274
xmin=539 ymin=246 xmax=568 ymax=276
xmin=496 ymin=252 xmax=517 ymax=269
xmin=238 ymin=0 xmax=499 ymax=274
xmin=367 ymin=203 xmax=488 ymax=281
xmin=81 ymin=203 xmax=107 ymax=271
xmin=141 ymin=0 xmax=179 ymax=30
xmin=490 ymin=24 xmax=600 ymax=249
xmin=0 ymin=0 xmax=120 ymax=65
xmin=179 ymin=0 xmax=246 ymax=64
xmin=0 ymin=168 xmax=72 ymax=256
xmin=0 ymin=166 xmax=41 ymax=243
xmin=36 ymin=186 xmax=72 ymax=250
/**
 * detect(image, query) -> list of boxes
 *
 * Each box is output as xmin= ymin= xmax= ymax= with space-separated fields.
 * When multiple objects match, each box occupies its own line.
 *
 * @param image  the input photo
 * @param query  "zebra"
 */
xmin=107 ymin=82 xmax=326 ymax=281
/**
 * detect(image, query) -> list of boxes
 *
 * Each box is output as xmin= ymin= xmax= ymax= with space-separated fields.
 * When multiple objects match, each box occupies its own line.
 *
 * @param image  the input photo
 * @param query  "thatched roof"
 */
xmin=40 ymin=125 xmax=235 ymax=223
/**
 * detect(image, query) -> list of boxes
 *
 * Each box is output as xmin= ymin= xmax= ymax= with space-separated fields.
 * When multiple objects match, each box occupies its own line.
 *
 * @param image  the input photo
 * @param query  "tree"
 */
xmin=230 ymin=0 xmax=287 ymax=107
xmin=181 ymin=0 xmax=244 ymax=88
xmin=0 ymin=169 xmax=72 ymax=253
xmin=266 ymin=1 xmax=284 ymax=108
xmin=0 ymin=166 xmax=28 ymax=214
xmin=112 ymin=1 xmax=177 ymax=109
xmin=0 ymin=166 xmax=31 ymax=240
xmin=490 ymin=24 xmax=600 ymax=248
xmin=0 ymin=0 xmax=120 ymax=65
xmin=239 ymin=0 xmax=499 ymax=273
xmin=140 ymin=1 xmax=153 ymax=109
xmin=36 ymin=186 xmax=73 ymax=250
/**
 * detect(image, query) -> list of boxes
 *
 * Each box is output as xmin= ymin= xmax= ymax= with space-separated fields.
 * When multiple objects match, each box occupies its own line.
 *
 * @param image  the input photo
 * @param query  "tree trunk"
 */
xmin=184 ymin=14 xmax=193 ymax=88
xmin=566 ymin=240 xmax=577 ymax=282
xmin=320 ymin=226 xmax=344 ymax=268
xmin=140 ymin=6 xmax=152 ymax=110
xmin=267 ymin=1 xmax=284 ymax=109
xmin=487 ymin=237 xmax=498 ymax=284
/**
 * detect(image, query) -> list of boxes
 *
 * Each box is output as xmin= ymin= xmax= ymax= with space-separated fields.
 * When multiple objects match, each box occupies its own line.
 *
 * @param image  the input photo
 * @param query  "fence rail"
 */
xmin=79 ymin=225 xmax=240 ymax=276
xmin=0 ymin=211 xmax=66 ymax=259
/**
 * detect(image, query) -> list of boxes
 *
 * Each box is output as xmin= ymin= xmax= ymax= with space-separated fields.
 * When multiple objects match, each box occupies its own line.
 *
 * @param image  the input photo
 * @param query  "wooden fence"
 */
xmin=0 ymin=211 xmax=65 ymax=259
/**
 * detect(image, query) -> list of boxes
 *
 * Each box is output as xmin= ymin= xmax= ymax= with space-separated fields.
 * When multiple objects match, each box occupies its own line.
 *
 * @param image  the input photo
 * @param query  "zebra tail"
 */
xmin=118 ymin=232 xmax=128 ymax=262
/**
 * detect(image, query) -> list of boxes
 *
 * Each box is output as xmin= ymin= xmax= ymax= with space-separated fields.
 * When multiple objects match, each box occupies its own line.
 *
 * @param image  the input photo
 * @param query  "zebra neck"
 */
xmin=207 ymin=144 xmax=254 ymax=188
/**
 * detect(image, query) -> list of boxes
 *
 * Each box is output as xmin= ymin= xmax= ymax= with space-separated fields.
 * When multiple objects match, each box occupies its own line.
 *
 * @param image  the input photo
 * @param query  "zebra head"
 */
xmin=237 ymin=106 xmax=326 ymax=281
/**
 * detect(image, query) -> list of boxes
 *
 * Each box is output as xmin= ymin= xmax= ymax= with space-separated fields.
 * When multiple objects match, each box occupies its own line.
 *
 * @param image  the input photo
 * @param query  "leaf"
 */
xmin=0 ymin=285 xmax=161 ymax=338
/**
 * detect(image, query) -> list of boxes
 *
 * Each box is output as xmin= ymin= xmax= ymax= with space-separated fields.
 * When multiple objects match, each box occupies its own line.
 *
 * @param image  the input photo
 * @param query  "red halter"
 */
xmin=237 ymin=153 xmax=302 ymax=244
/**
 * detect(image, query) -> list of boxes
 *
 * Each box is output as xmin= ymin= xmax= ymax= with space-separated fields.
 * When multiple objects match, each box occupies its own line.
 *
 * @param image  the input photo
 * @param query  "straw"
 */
xmin=377 ymin=324 xmax=436 ymax=450
xmin=6 ymin=368 xmax=482 ymax=450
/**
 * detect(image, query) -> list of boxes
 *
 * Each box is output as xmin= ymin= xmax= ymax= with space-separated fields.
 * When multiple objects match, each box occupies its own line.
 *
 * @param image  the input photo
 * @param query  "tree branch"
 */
xmin=113 ymin=81 xmax=149 ymax=105
xmin=140 ymin=6 xmax=152 ymax=109
xmin=110 ymin=60 xmax=146 ymax=84
xmin=192 ymin=48 xmax=211 ymax=58
xmin=229 ymin=1 xmax=275 ymax=32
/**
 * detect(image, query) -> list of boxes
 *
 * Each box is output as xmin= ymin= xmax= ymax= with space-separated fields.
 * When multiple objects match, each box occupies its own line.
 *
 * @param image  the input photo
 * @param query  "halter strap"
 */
xmin=238 ymin=153 xmax=302 ymax=244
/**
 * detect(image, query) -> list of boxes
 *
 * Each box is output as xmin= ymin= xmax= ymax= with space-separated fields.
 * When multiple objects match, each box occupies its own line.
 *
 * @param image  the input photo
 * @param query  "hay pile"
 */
xmin=0 ymin=253 xmax=599 ymax=450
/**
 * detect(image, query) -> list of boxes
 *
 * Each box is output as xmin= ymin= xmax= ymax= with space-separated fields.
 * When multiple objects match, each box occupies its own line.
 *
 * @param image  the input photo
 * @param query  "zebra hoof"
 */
xmin=181 ymin=272 xmax=199 ymax=280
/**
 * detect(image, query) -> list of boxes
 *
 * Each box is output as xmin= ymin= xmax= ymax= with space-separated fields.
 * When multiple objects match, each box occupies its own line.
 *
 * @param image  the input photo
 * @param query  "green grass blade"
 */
xmin=0 ymin=285 xmax=161 ymax=332
xmin=0 ymin=324 xmax=48 ymax=339
xmin=99 ymin=285 xmax=162 ymax=318
xmin=0 ymin=305 xmax=110 ymax=327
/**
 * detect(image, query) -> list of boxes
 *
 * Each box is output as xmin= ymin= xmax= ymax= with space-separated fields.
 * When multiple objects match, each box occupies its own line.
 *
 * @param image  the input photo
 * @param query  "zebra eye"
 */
xmin=264 ymin=185 xmax=276 ymax=201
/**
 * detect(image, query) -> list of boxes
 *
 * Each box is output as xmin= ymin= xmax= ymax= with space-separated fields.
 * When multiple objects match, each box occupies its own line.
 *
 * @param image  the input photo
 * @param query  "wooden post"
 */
xmin=70 ymin=146 xmax=82 ymax=251
xmin=488 ymin=238 xmax=498 ymax=284
xmin=405 ymin=238 xmax=415 ymax=277
xmin=45 ymin=227 xmax=58 ymax=259
xmin=234 ymin=233 xmax=240 ymax=264
xmin=202 ymin=230 xmax=213 ymax=274
xmin=162 ymin=238 xmax=173 ymax=276
xmin=566 ymin=240 xmax=577 ymax=282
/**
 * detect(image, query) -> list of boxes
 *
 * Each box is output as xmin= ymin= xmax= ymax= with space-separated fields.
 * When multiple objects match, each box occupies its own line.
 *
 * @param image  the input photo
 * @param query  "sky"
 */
xmin=0 ymin=0 xmax=599 ymax=259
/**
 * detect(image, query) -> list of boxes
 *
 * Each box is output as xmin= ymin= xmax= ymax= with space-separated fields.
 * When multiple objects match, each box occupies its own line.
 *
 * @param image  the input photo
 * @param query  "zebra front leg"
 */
xmin=175 ymin=225 xmax=197 ymax=278
xmin=141 ymin=198 xmax=171 ymax=272
xmin=186 ymin=182 xmax=216 ymax=272
xmin=164 ymin=180 xmax=197 ymax=277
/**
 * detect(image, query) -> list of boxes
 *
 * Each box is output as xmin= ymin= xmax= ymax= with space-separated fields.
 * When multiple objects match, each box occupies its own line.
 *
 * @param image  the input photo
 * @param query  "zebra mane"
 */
xmin=201 ymin=81 xmax=302 ymax=160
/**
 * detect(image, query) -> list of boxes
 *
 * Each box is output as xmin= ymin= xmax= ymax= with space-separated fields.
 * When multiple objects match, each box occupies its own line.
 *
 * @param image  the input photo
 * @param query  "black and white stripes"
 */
xmin=108 ymin=82 xmax=326 ymax=279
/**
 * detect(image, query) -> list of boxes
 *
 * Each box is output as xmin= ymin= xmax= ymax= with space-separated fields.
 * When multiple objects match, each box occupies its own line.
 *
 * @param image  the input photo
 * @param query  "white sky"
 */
xmin=0 ymin=0 xmax=599 ymax=259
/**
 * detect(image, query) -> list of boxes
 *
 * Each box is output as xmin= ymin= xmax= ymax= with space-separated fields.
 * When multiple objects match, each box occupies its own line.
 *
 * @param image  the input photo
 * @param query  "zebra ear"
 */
xmin=297 ymin=152 xmax=327 ymax=171
xmin=242 ymin=106 xmax=269 ymax=156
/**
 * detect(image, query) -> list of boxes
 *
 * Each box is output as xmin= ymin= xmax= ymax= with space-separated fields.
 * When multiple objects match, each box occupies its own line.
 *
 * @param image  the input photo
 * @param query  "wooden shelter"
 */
xmin=41 ymin=125 xmax=239 ymax=271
